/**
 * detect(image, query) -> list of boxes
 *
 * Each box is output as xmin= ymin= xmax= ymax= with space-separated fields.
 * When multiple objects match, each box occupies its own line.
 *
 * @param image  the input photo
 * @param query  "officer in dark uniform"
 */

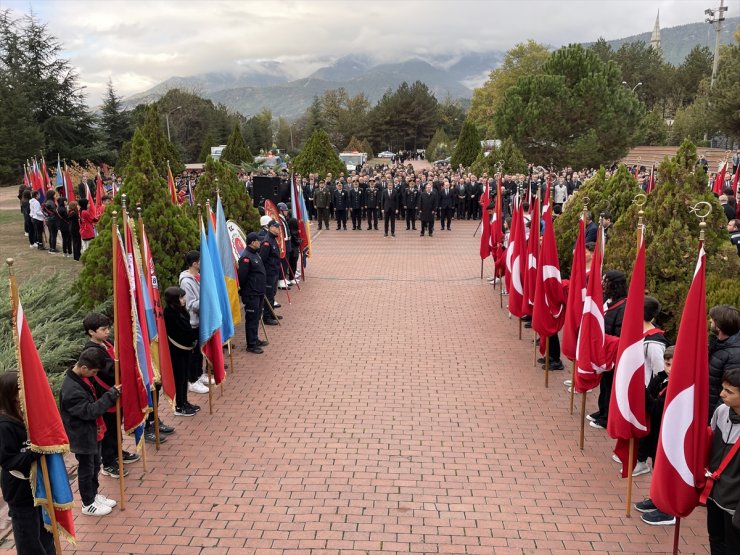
xmin=332 ymin=182 xmax=348 ymax=230
xmin=238 ymin=232 xmax=268 ymax=353
xmin=403 ymin=180 xmax=420 ymax=231
xmin=257 ymin=217 xmax=282 ymax=325
xmin=438 ymin=179 xmax=454 ymax=230
xmin=349 ymin=181 xmax=364 ymax=230
xmin=364 ymin=179 xmax=380 ymax=230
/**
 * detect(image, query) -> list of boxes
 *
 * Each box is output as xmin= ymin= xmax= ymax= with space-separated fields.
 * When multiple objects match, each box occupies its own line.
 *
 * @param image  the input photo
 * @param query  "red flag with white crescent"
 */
xmin=608 ymin=235 xmax=649 ymax=477
xmin=479 ymin=182 xmax=491 ymax=260
xmin=562 ymin=217 xmax=586 ymax=361
xmin=522 ymin=196 xmax=540 ymax=317
xmin=650 ymin=245 xmax=709 ymax=517
xmin=531 ymin=204 xmax=565 ymax=337
xmin=506 ymin=199 xmax=526 ymax=317
xmin=712 ymin=162 xmax=726 ymax=196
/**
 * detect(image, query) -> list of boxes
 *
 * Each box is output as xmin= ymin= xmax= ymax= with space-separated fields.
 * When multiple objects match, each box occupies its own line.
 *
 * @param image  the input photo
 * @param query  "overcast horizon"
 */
xmin=2 ymin=0 xmax=732 ymax=103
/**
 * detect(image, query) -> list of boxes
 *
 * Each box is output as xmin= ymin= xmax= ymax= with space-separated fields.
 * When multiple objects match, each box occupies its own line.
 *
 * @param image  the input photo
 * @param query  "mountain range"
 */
xmin=123 ymin=17 xmax=739 ymax=120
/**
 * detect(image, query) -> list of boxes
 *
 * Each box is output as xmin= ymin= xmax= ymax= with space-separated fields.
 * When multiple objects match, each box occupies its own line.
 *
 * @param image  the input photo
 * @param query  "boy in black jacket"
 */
xmin=59 ymin=348 xmax=121 ymax=516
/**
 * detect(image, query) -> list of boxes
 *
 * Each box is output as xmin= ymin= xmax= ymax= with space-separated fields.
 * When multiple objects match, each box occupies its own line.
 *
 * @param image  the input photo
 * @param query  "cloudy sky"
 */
xmin=3 ymin=0 xmax=727 ymax=102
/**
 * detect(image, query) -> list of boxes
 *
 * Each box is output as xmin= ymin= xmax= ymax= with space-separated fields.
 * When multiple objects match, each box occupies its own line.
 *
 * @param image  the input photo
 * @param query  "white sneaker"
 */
xmin=632 ymin=461 xmax=651 ymax=477
xmin=197 ymin=374 xmax=215 ymax=386
xmin=563 ymin=379 xmax=573 ymax=387
xmin=82 ymin=501 xmax=112 ymax=516
xmin=188 ymin=381 xmax=209 ymax=394
xmin=612 ymin=454 xmax=621 ymax=463
xmin=288 ymin=280 xmax=297 ymax=285
xmin=95 ymin=494 xmax=117 ymax=508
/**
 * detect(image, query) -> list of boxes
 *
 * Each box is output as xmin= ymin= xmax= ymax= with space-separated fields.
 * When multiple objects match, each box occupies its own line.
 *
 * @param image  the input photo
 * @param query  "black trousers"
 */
xmin=289 ymin=250 xmax=299 ymax=278
xmin=406 ymin=210 xmax=417 ymax=229
xmin=440 ymin=208 xmax=453 ymax=229
xmin=60 ymin=226 xmax=71 ymax=255
xmin=421 ymin=220 xmax=435 ymax=235
xmin=189 ymin=330 xmax=203 ymax=383
xmin=23 ymin=215 xmax=35 ymax=245
xmin=707 ymin=498 xmax=740 ymax=555
xmin=244 ymin=295 xmax=262 ymax=347
xmin=46 ymin=220 xmax=58 ymax=251
xmin=170 ymin=347 xmax=190 ymax=409
xmin=33 ymin=219 xmax=45 ymax=247
xmin=335 ymin=209 xmax=347 ymax=229
xmin=147 ymin=383 xmax=162 ymax=425
xmin=75 ymin=449 xmax=102 ymax=506
xmin=72 ymin=231 xmax=81 ymax=260
xmin=597 ymin=370 xmax=614 ymax=424
xmin=384 ymin=210 xmax=396 ymax=235
xmin=101 ymin=411 xmax=117 ymax=467
xmin=546 ymin=333 xmax=561 ymax=361
xmin=351 ymin=209 xmax=363 ymax=229
xmin=316 ymin=208 xmax=329 ymax=229
xmin=9 ymin=505 xmax=56 ymax=555
xmin=366 ymin=208 xmax=378 ymax=229
xmin=263 ymin=274 xmax=278 ymax=319
xmin=456 ymin=200 xmax=466 ymax=219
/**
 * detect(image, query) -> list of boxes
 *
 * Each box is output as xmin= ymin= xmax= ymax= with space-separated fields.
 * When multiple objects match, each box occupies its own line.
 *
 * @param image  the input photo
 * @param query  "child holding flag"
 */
xmin=0 ymin=371 xmax=55 ymax=554
xmin=59 ymin=348 xmax=121 ymax=516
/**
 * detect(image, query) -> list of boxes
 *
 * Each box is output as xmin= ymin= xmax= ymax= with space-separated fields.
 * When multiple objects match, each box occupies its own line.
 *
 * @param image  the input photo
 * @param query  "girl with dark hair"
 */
xmin=163 ymin=286 xmax=199 ymax=416
xmin=42 ymin=190 xmax=59 ymax=254
xmin=56 ymin=197 xmax=72 ymax=258
xmin=0 ymin=371 xmax=56 ymax=554
xmin=29 ymin=191 xmax=45 ymax=250
xmin=67 ymin=201 xmax=81 ymax=261
xmin=78 ymin=199 xmax=98 ymax=254
xmin=20 ymin=190 xmax=34 ymax=247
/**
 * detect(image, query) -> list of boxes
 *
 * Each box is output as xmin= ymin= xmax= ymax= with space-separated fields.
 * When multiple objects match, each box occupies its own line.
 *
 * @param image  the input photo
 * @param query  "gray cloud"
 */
xmin=5 ymin=0 xmax=723 ymax=102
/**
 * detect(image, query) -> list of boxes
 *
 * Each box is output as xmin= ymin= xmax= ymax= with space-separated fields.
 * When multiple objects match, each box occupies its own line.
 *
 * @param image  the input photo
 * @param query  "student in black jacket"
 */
xmin=0 ymin=371 xmax=55 ymax=554
xmin=59 ymin=348 xmax=121 ymax=516
xmin=163 ymin=287 xmax=199 ymax=414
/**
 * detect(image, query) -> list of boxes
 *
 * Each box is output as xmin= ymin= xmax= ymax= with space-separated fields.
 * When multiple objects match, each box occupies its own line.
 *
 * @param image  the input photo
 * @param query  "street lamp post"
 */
xmin=166 ymin=106 xmax=182 ymax=142
xmin=622 ymin=81 xmax=643 ymax=93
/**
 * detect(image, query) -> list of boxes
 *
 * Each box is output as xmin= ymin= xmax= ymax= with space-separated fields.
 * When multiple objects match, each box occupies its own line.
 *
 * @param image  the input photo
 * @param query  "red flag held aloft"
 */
xmin=95 ymin=173 xmax=105 ymax=216
xmin=506 ymin=199 xmax=526 ymax=318
xmin=491 ymin=176 xmax=505 ymax=277
xmin=651 ymin=245 xmax=710 ymax=518
xmin=712 ymin=162 xmax=726 ymax=196
xmin=167 ymin=162 xmax=177 ymax=205
xmin=608 ymin=235 xmax=649 ymax=477
xmin=562 ymin=217 xmax=586 ymax=361
xmin=521 ymin=196 xmax=540 ymax=317
xmin=479 ymin=181 xmax=492 ymax=260
xmin=531 ymin=203 xmax=565 ymax=338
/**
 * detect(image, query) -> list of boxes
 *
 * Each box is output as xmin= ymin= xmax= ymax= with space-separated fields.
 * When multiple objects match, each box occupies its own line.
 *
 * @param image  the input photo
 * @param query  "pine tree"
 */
xmin=604 ymin=139 xmax=739 ymax=336
xmin=100 ymin=79 xmax=132 ymax=162
xmin=220 ymin=123 xmax=253 ymax=165
xmin=344 ymin=136 xmax=364 ymax=152
xmin=0 ymin=71 xmax=43 ymax=182
xmin=76 ymin=129 xmax=199 ymax=308
xmin=292 ymin=128 xmax=345 ymax=179
xmin=192 ymin=156 xmax=261 ymax=232
xmin=554 ymin=165 xmax=641 ymax=275
xmin=450 ymin=120 xmax=481 ymax=169
xmin=140 ymin=105 xmax=183 ymax=177
xmin=199 ymin=131 xmax=216 ymax=163
xmin=470 ymin=138 xmax=527 ymax=176
xmin=426 ymin=128 xmax=451 ymax=163
xmin=360 ymin=138 xmax=374 ymax=158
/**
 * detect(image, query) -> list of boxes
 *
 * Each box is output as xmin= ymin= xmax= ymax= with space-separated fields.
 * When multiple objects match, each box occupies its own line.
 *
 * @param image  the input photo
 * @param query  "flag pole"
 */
xmin=672 ymin=517 xmax=681 ymax=555
xmin=111 ymin=212 xmax=126 ymax=510
xmin=626 ymin=438 xmax=635 ymax=516
xmin=569 ymin=360 xmax=576 ymax=415
xmin=8 ymin=259 xmax=63 ymax=555
xmin=518 ymin=319 xmax=522 ymax=340
xmin=533 ymin=332 xmax=537 ymax=366
xmin=136 ymin=206 xmax=162 ymax=452
xmin=480 ymin=259 xmax=483 ymax=280
xmin=544 ymin=337 xmax=550 ymax=388
xmin=260 ymin=317 xmax=270 ymax=342
xmin=264 ymin=295 xmax=282 ymax=325
xmin=579 ymin=393 xmax=587 ymax=450
xmin=280 ymin=265 xmax=292 ymax=305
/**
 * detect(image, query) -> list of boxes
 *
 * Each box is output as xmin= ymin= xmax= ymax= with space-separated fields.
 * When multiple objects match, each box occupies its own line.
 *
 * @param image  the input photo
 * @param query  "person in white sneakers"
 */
xmin=59 ymin=348 xmax=121 ymax=517
xmin=178 ymin=251 xmax=211 ymax=394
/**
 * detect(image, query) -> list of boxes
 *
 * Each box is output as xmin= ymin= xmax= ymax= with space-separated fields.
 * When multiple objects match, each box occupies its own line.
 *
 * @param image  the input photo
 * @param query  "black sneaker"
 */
xmin=144 ymin=430 xmax=168 ymax=444
xmin=537 ymin=357 xmax=546 ymax=364
xmin=158 ymin=420 xmax=175 ymax=435
xmin=264 ymin=319 xmax=279 ymax=326
xmin=185 ymin=402 xmax=201 ymax=413
xmin=256 ymin=339 xmax=269 ymax=347
xmin=174 ymin=406 xmax=197 ymax=417
xmin=543 ymin=360 xmax=564 ymax=370
xmin=247 ymin=346 xmax=264 ymax=354
xmin=635 ymin=498 xmax=657 ymax=513
xmin=101 ymin=464 xmax=129 ymax=478
xmin=121 ymin=451 xmax=140 ymax=464
xmin=640 ymin=509 xmax=676 ymax=526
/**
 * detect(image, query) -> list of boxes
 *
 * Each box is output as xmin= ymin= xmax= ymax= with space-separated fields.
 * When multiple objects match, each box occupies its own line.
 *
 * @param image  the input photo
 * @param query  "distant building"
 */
xmin=651 ymin=11 xmax=661 ymax=51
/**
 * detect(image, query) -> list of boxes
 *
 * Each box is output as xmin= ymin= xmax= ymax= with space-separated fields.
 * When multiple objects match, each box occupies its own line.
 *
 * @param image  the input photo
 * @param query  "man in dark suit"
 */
xmin=333 ymin=181 xmax=348 ymax=230
xmin=438 ymin=179 xmax=454 ymax=230
xmin=364 ymin=179 xmax=380 ymax=230
xmin=403 ymin=180 xmax=420 ymax=231
xmin=455 ymin=180 xmax=467 ymax=220
xmin=349 ymin=180 xmax=364 ymax=230
xmin=585 ymin=211 xmax=598 ymax=243
xmin=417 ymin=183 xmax=439 ymax=237
xmin=303 ymin=176 xmax=316 ymax=220
xmin=381 ymin=181 xmax=399 ymax=237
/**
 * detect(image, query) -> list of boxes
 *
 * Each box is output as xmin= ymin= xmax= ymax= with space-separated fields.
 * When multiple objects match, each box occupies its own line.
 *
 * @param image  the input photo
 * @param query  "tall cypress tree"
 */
xmin=100 ymin=79 xmax=132 ymax=157
xmin=140 ymin=105 xmax=183 ymax=177
xmin=76 ymin=128 xmax=199 ymax=308
xmin=220 ymin=123 xmax=253 ymax=165
xmin=292 ymin=129 xmax=345 ymax=179
xmin=450 ymin=120 xmax=481 ymax=169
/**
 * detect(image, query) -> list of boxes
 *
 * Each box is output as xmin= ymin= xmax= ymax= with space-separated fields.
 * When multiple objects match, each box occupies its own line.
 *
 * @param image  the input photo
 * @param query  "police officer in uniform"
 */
xmin=365 ymin=179 xmax=380 ymax=230
xmin=349 ymin=180 xmax=364 ymax=230
xmin=403 ymin=179 xmax=420 ymax=231
xmin=238 ymin=232 xmax=268 ymax=353
xmin=258 ymin=216 xmax=282 ymax=325
xmin=332 ymin=182 xmax=349 ymax=230
xmin=313 ymin=180 xmax=331 ymax=230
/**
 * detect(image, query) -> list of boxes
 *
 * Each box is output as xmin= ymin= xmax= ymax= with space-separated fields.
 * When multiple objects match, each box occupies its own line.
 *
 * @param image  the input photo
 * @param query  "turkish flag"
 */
xmin=531 ymin=204 xmax=565 ymax=337
xmin=522 ymin=196 xmax=540 ymax=317
xmin=562 ymin=218 xmax=586 ymax=361
xmin=491 ymin=176 xmax=505 ymax=277
xmin=608 ymin=236 xmax=649 ymax=478
xmin=506 ymin=199 xmax=526 ymax=318
xmin=167 ymin=163 xmax=178 ymax=205
xmin=574 ymin=227 xmax=607 ymax=393
xmin=479 ymin=182 xmax=491 ymax=260
xmin=712 ymin=162 xmax=726 ymax=195
xmin=650 ymin=246 xmax=710 ymax=518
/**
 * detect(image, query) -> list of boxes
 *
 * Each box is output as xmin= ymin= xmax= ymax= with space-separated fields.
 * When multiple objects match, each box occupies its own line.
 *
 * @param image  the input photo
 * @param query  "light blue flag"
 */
xmin=55 ymin=158 xmax=63 ymax=188
xmin=199 ymin=224 xmax=224 ymax=346
xmin=207 ymin=215 xmax=234 ymax=342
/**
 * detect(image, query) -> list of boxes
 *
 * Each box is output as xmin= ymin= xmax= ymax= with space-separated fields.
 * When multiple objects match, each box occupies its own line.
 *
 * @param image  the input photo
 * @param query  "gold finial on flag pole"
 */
xmin=689 ymin=201 xmax=712 ymax=243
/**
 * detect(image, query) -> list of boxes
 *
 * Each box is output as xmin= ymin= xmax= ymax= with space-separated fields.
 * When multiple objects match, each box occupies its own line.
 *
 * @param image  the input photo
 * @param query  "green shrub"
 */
xmin=292 ymin=128 xmax=345 ymax=179
xmin=450 ymin=120 xmax=481 ymax=169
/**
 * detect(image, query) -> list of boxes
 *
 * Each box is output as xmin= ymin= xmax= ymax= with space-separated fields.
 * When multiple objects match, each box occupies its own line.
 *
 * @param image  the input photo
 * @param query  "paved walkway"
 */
xmin=6 ymin=220 xmax=709 ymax=554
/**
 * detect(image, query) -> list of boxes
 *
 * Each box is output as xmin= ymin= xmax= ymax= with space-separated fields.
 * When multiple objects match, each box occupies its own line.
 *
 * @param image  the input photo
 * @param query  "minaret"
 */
xmin=650 ymin=11 xmax=661 ymax=50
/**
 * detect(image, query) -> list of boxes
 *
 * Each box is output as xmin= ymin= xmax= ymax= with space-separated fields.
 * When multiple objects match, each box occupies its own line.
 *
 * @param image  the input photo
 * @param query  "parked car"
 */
xmin=433 ymin=157 xmax=451 ymax=166
xmin=377 ymin=151 xmax=395 ymax=159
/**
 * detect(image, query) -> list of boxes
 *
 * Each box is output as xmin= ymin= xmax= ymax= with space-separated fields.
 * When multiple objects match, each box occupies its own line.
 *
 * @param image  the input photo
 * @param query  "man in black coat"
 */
xmin=403 ymin=180 xmax=420 ymax=231
xmin=303 ymin=176 xmax=316 ymax=220
xmin=349 ymin=180 xmax=364 ymax=230
xmin=455 ymin=180 xmax=467 ymax=220
xmin=417 ymin=183 xmax=439 ymax=237
xmin=438 ymin=179 xmax=454 ymax=230
xmin=465 ymin=178 xmax=478 ymax=220
xmin=238 ymin=232 xmax=268 ymax=353
xmin=708 ymin=304 xmax=740 ymax=421
xmin=364 ymin=179 xmax=380 ymax=230
xmin=332 ymin=182 xmax=349 ymax=230
xmin=258 ymin=218 xmax=282 ymax=324
xmin=381 ymin=181 xmax=399 ymax=237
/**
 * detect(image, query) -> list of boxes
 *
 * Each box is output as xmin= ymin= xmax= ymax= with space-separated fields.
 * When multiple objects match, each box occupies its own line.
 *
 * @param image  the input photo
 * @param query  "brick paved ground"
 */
xmin=2 ymin=220 xmax=709 ymax=554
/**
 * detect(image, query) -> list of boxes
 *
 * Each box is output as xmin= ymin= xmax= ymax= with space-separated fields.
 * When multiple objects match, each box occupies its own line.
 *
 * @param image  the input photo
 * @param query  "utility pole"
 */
xmin=706 ymin=0 xmax=727 ymax=89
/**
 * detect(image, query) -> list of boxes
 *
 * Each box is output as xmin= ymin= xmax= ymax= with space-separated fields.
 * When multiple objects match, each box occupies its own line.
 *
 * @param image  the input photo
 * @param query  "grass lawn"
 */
xmin=0 ymin=211 xmax=82 ymax=286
